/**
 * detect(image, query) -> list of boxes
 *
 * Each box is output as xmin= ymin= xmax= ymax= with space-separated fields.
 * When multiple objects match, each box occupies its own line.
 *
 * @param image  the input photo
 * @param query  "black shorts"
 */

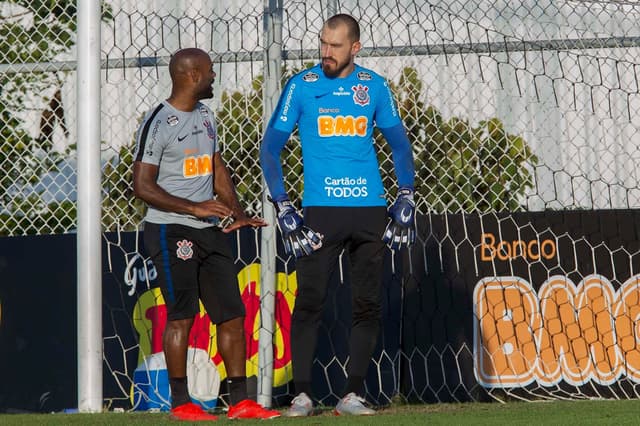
xmin=143 ymin=222 xmax=245 ymax=323
xmin=294 ymin=206 xmax=387 ymax=315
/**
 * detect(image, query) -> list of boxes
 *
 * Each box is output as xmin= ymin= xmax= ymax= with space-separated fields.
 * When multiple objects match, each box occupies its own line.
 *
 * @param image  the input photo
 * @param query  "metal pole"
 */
xmin=258 ymin=0 xmax=283 ymax=409
xmin=76 ymin=0 xmax=103 ymax=413
xmin=327 ymin=0 xmax=339 ymax=18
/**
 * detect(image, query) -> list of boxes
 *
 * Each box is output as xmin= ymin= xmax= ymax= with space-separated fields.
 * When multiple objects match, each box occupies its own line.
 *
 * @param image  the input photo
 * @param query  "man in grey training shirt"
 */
xmin=133 ymin=48 xmax=280 ymax=421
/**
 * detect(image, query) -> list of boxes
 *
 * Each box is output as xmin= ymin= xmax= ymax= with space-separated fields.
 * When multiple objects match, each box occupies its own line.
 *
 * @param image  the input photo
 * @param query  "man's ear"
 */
xmin=189 ymin=69 xmax=200 ymax=83
xmin=351 ymin=41 xmax=362 ymax=56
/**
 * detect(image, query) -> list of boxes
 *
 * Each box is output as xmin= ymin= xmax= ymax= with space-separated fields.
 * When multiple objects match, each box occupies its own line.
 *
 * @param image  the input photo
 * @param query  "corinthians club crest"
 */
xmin=352 ymin=84 xmax=370 ymax=106
xmin=176 ymin=239 xmax=194 ymax=260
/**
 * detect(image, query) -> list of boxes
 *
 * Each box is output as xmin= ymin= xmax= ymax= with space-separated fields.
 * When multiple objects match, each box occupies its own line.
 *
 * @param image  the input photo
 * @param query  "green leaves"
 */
xmin=215 ymin=63 xmax=537 ymax=215
xmin=419 ymin=112 xmax=536 ymax=212
xmin=102 ymin=142 xmax=146 ymax=231
xmin=0 ymin=1 xmax=112 ymax=236
xmin=380 ymin=67 xmax=537 ymax=213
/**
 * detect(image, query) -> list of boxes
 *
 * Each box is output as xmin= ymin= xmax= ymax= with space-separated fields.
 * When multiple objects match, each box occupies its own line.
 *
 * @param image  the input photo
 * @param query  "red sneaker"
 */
xmin=227 ymin=399 xmax=281 ymax=419
xmin=170 ymin=402 xmax=218 ymax=421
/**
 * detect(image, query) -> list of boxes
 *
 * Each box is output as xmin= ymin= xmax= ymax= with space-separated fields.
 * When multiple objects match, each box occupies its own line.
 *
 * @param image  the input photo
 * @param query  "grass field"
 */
xmin=1 ymin=400 xmax=639 ymax=425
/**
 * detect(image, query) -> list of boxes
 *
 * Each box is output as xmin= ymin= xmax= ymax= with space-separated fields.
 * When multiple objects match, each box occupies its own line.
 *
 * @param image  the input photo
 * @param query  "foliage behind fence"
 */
xmin=4 ymin=1 xmax=640 ymax=235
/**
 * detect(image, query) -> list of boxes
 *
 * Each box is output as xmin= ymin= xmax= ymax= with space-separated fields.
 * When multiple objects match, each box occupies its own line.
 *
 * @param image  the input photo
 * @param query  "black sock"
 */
xmin=294 ymin=382 xmax=313 ymax=398
xmin=343 ymin=375 xmax=365 ymax=398
xmin=169 ymin=377 xmax=190 ymax=408
xmin=227 ymin=376 xmax=248 ymax=405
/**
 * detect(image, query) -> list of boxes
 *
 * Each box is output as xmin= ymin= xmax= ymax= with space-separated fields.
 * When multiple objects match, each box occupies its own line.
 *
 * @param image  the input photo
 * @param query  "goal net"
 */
xmin=3 ymin=0 xmax=640 ymax=411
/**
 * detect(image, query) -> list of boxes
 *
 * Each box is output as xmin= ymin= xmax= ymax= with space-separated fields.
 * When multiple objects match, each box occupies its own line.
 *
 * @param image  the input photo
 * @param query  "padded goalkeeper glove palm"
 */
xmin=382 ymin=187 xmax=416 ymax=250
xmin=273 ymin=199 xmax=323 ymax=258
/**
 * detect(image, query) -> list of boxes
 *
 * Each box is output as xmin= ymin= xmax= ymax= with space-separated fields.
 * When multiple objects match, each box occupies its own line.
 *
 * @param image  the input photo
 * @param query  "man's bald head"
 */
xmin=169 ymin=48 xmax=210 ymax=82
xmin=167 ymin=48 xmax=216 ymax=106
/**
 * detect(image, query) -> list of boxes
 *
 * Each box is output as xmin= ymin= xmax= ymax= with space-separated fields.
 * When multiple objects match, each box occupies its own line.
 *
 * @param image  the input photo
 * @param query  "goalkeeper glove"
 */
xmin=273 ymin=199 xmax=323 ymax=258
xmin=382 ymin=187 xmax=416 ymax=250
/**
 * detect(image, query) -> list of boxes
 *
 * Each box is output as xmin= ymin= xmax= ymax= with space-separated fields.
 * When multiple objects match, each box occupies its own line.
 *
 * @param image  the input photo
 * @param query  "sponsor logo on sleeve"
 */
xmin=198 ymin=107 xmax=216 ymax=140
xmin=151 ymin=120 xmax=160 ymax=139
xmin=302 ymin=72 xmax=319 ymax=82
xmin=167 ymin=115 xmax=179 ymax=126
xmin=146 ymin=119 xmax=161 ymax=155
xmin=203 ymin=120 xmax=216 ymax=141
xmin=279 ymin=83 xmax=296 ymax=122
xmin=384 ymin=81 xmax=398 ymax=117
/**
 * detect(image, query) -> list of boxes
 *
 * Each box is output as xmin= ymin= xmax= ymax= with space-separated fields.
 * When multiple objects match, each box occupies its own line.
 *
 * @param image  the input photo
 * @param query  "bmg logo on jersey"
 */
xmin=317 ymin=115 xmax=368 ymax=137
xmin=324 ymin=176 xmax=368 ymax=198
xmin=183 ymin=154 xmax=213 ymax=178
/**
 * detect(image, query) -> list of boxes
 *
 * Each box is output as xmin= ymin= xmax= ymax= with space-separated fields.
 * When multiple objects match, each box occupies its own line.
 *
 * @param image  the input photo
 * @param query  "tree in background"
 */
xmin=0 ymin=1 xmax=112 ymax=236
xmin=218 ymin=64 xmax=538 ymax=215
xmin=102 ymin=67 xmax=302 ymax=232
xmin=376 ymin=66 xmax=538 ymax=213
xmin=216 ymin=68 xmax=303 ymax=216
xmin=59 ymin=63 xmax=539 ymax=234
xmin=102 ymin=140 xmax=146 ymax=231
xmin=215 ymin=74 xmax=267 ymax=215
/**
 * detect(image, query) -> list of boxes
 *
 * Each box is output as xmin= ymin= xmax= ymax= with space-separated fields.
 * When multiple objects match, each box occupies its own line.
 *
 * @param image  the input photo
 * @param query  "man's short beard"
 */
xmin=198 ymin=88 xmax=214 ymax=100
xmin=322 ymin=59 xmax=349 ymax=78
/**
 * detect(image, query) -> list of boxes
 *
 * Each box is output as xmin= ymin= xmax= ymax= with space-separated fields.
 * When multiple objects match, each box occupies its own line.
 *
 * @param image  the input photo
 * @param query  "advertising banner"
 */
xmin=402 ymin=210 xmax=640 ymax=401
xmin=2 ymin=210 xmax=640 ymax=411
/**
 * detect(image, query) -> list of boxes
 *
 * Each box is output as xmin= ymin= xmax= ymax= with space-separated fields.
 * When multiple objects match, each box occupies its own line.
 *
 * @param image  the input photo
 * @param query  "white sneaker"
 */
xmin=284 ymin=392 xmax=313 ymax=417
xmin=335 ymin=392 xmax=375 ymax=416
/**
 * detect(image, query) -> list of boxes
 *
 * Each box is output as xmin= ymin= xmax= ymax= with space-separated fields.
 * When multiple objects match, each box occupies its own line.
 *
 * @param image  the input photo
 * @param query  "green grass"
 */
xmin=1 ymin=400 xmax=640 ymax=425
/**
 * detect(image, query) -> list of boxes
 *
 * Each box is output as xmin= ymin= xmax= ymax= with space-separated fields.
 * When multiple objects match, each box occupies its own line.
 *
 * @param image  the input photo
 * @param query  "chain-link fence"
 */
xmin=5 ymin=0 xmax=640 ymax=410
xmin=3 ymin=0 xmax=640 ymax=236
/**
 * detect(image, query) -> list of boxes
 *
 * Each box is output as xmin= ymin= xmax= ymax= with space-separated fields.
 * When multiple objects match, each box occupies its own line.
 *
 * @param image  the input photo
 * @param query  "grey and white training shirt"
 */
xmin=134 ymin=100 xmax=220 ymax=229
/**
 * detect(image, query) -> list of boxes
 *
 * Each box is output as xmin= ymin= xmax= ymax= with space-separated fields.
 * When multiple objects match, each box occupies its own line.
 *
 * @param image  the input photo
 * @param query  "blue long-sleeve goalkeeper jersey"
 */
xmin=261 ymin=63 xmax=413 ymax=207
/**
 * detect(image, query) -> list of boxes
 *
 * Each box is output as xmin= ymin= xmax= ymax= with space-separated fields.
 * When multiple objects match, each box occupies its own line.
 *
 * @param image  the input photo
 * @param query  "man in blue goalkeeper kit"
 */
xmin=260 ymin=14 xmax=415 ymax=416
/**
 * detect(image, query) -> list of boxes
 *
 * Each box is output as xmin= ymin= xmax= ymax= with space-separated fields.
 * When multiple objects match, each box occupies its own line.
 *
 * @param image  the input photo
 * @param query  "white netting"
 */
xmin=4 ymin=0 xmax=640 ymax=411
xmin=5 ymin=1 xmax=640 ymax=236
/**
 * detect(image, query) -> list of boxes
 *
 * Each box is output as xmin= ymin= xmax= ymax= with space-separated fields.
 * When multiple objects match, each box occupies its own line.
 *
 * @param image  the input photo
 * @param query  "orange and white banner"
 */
xmin=474 ymin=274 xmax=640 ymax=387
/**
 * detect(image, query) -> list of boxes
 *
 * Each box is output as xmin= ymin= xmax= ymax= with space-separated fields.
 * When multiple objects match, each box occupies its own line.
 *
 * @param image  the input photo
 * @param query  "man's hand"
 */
xmin=382 ymin=187 xmax=416 ymax=250
xmin=193 ymin=199 xmax=234 ymax=219
xmin=274 ymin=199 xmax=323 ymax=258
xmin=220 ymin=213 xmax=267 ymax=233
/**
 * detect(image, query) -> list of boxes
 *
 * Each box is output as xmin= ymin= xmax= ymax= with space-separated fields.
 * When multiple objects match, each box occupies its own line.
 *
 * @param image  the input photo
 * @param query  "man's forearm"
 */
xmin=214 ymin=154 xmax=245 ymax=216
